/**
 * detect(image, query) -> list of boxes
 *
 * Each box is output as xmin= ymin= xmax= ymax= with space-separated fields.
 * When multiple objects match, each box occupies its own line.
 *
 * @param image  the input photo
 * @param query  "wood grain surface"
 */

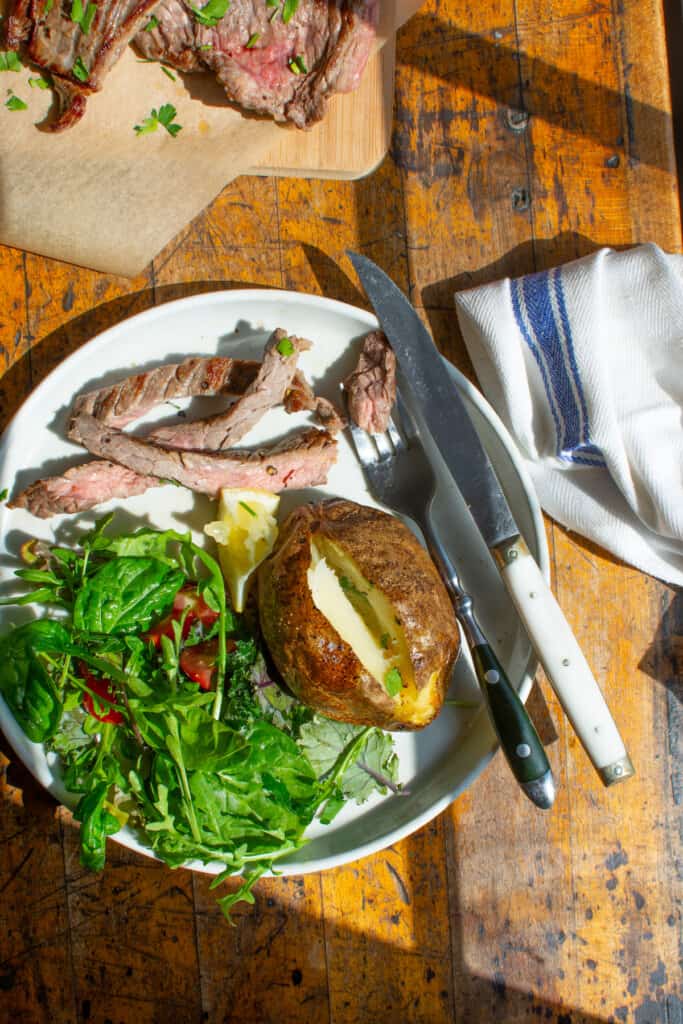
xmin=1 ymin=0 xmax=681 ymax=1019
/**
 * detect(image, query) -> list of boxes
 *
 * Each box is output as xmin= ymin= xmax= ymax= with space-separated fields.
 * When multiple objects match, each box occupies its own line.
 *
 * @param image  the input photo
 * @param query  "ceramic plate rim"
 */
xmin=0 ymin=288 xmax=549 ymax=876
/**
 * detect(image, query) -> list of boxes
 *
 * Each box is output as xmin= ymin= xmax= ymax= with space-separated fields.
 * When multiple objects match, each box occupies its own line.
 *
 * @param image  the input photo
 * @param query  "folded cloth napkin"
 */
xmin=454 ymin=243 xmax=683 ymax=587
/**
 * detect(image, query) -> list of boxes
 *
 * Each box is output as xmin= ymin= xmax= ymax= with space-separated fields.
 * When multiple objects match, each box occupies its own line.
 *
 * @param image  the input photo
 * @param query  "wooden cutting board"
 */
xmin=251 ymin=37 xmax=395 ymax=179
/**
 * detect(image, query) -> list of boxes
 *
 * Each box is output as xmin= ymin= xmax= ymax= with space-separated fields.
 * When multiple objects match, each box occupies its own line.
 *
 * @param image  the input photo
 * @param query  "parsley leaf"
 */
xmin=5 ymin=93 xmax=27 ymax=111
xmin=384 ymin=666 xmax=403 ymax=696
xmin=276 ymin=336 xmax=295 ymax=357
xmin=189 ymin=0 xmax=230 ymax=27
xmin=134 ymin=104 xmax=182 ymax=137
xmin=70 ymin=0 xmax=97 ymax=35
xmin=288 ymin=54 xmax=307 ymax=75
xmin=0 ymin=51 xmax=22 ymax=72
xmin=72 ymin=57 xmax=89 ymax=82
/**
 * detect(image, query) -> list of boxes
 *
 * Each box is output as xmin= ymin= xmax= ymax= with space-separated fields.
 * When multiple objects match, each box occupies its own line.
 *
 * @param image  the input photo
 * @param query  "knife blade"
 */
xmin=349 ymin=250 xmax=635 ymax=787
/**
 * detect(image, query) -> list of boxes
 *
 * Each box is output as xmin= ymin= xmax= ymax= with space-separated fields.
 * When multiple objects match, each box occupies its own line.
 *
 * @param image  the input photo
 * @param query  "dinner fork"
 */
xmin=345 ymin=388 xmax=556 ymax=810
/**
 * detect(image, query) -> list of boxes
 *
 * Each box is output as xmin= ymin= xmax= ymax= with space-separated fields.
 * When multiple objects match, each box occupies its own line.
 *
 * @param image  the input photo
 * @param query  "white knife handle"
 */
xmin=493 ymin=536 xmax=634 ymax=786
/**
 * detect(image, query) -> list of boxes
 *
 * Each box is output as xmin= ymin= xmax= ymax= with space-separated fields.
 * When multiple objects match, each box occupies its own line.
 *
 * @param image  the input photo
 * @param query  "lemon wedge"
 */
xmin=204 ymin=488 xmax=280 ymax=612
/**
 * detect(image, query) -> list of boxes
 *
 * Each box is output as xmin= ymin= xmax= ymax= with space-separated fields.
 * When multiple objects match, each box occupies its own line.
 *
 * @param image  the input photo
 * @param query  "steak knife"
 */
xmin=348 ymin=251 xmax=635 ymax=787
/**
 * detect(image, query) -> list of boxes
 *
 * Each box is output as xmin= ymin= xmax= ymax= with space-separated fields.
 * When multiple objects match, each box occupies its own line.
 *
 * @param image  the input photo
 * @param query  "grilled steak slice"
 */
xmin=142 ymin=329 xmax=311 ymax=449
xmin=71 ymin=412 xmax=338 ymax=494
xmin=11 ymin=425 xmax=337 ymax=515
xmin=9 ymin=460 xmax=160 ymax=519
xmin=73 ymin=356 xmax=261 ymax=429
xmin=135 ymin=0 xmax=378 ymax=128
xmin=6 ymin=0 xmax=164 ymax=131
xmin=343 ymin=330 xmax=396 ymax=434
xmin=284 ymin=373 xmax=346 ymax=432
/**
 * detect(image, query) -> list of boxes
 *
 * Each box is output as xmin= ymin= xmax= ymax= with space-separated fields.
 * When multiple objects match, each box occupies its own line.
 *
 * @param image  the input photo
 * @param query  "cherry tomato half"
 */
xmin=78 ymin=661 xmax=124 ymax=725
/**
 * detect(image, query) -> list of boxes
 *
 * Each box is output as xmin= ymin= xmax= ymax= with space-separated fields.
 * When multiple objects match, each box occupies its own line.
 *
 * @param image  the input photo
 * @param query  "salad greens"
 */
xmin=0 ymin=517 xmax=399 ymax=918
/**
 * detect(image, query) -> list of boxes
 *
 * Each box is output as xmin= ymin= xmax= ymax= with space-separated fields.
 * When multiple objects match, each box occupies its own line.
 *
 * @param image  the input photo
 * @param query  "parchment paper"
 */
xmin=0 ymin=0 xmax=418 ymax=276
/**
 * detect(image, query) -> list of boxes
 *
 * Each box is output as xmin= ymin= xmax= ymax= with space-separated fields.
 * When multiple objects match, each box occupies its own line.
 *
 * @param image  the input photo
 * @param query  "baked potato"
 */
xmin=257 ymin=498 xmax=459 ymax=730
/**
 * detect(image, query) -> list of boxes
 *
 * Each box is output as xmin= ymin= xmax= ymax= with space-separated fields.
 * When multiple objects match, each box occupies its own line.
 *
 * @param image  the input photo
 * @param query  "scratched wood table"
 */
xmin=1 ymin=0 xmax=681 ymax=1018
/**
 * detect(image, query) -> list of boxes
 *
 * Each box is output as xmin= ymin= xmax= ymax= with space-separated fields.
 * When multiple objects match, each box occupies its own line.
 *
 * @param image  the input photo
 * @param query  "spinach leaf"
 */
xmin=0 ymin=620 xmax=69 ymax=741
xmin=73 ymin=557 xmax=184 ymax=634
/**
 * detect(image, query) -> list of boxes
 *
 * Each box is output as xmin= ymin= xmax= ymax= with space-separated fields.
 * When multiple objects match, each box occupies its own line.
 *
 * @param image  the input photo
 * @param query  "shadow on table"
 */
xmin=393 ymin=11 xmax=673 ymax=174
xmin=0 ymin=741 xmax=616 ymax=1024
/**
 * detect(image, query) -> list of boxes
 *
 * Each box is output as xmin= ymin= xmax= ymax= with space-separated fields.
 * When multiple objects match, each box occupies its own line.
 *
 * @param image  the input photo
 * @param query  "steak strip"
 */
xmin=9 ymin=461 xmax=161 ymax=519
xmin=72 ymin=413 xmax=338 ymax=495
xmin=343 ymin=330 xmax=396 ymax=434
xmin=73 ymin=355 xmax=261 ymax=429
xmin=135 ymin=329 xmax=311 ymax=450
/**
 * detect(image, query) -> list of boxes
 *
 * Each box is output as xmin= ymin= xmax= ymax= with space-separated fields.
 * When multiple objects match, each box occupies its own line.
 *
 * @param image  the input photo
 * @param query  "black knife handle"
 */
xmin=470 ymin=641 xmax=553 ymax=803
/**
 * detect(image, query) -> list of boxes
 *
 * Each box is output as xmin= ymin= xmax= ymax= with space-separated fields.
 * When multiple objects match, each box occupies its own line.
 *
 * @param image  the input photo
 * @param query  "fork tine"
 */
xmin=346 ymin=416 xmax=379 ymax=466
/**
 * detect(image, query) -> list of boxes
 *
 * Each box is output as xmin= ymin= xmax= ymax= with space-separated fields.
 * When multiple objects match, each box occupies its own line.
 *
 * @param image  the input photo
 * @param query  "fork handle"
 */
xmin=424 ymin=531 xmax=555 ymax=809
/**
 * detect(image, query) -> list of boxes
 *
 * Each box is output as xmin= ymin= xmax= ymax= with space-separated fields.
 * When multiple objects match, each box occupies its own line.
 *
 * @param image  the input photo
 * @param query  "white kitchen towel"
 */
xmin=454 ymin=243 xmax=683 ymax=587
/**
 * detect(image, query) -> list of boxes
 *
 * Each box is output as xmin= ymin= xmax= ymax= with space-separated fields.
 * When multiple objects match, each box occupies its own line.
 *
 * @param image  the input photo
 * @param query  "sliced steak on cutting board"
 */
xmin=6 ymin=0 xmax=165 ymax=130
xmin=134 ymin=0 xmax=379 ymax=128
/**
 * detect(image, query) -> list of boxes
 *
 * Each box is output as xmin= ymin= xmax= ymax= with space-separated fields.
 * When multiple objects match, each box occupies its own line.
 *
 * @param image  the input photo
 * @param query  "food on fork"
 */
xmin=258 ymin=498 xmax=459 ymax=730
xmin=343 ymin=329 xmax=396 ymax=434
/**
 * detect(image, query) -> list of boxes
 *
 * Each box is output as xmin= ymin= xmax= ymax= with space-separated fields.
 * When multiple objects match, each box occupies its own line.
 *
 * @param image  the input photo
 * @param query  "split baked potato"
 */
xmin=257 ymin=498 xmax=459 ymax=730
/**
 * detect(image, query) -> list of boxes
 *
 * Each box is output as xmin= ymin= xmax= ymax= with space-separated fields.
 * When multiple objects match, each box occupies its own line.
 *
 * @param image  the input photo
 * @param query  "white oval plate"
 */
xmin=0 ymin=289 xmax=548 ymax=875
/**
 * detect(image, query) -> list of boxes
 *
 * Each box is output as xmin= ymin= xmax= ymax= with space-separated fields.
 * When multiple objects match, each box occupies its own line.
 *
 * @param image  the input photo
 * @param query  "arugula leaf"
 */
xmin=0 ymin=51 xmax=22 ymax=72
xmin=73 ymin=557 xmax=184 ymax=634
xmin=298 ymin=717 xmax=397 ymax=802
xmin=189 ymin=0 xmax=230 ymax=26
xmin=0 ymin=621 xmax=69 ymax=741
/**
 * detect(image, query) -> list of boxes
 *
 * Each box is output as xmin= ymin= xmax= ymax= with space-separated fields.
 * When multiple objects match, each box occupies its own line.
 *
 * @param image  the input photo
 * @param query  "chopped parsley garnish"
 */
xmin=44 ymin=0 xmax=54 ymax=10
xmin=338 ymin=576 xmax=369 ymax=601
xmin=239 ymin=501 xmax=257 ymax=518
xmin=282 ymin=0 xmax=299 ymax=22
xmin=70 ymin=0 xmax=97 ymax=35
xmin=72 ymin=57 xmax=89 ymax=81
xmin=5 ymin=92 xmax=27 ymax=110
xmin=288 ymin=54 xmax=307 ymax=74
xmin=0 ymin=51 xmax=22 ymax=72
xmin=144 ymin=14 xmax=159 ymax=30
xmin=189 ymin=0 xmax=230 ymax=27
xmin=199 ymin=42 xmax=213 ymax=49
xmin=28 ymin=74 xmax=50 ymax=89
xmin=245 ymin=32 xmax=260 ymax=48
xmin=276 ymin=336 xmax=295 ymax=357
xmin=384 ymin=666 xmax=403 ymax=697
xmin=379 ymin=632 xmax=391 ymax=650
xmin=134 ymin=103 xmax=182 ymax=137
xmin=161 ymin=65 xmax=176 ymax=81
xmin=266 ymin=0 xmax=278 ymax=6
xmin=0 ymin=488 xmax=8 ymax=502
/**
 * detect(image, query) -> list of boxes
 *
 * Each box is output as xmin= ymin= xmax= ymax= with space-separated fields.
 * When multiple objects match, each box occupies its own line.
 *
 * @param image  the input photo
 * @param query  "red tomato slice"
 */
xmin=78 ymin=662 xmax=124 ymax=725
xmin=179 ymin=639 xmax=219 ymax=691
xmin=144 ymin=587 xmax=219 ymax=648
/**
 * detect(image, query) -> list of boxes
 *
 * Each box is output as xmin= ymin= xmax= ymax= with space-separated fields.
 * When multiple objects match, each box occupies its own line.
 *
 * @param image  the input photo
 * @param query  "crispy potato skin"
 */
xmin=257 ymin=498 xmax=459 ymax=730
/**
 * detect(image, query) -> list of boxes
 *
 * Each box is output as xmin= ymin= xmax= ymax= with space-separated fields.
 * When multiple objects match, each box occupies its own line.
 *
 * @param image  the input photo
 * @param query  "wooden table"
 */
xmin=1 ymin=0 xmax=681 ymax=1017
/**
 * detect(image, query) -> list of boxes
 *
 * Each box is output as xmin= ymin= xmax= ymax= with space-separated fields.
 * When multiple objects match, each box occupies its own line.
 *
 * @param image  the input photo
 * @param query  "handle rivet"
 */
xmin=516 ymin=743 xmax=531 ymax=758
xmin=562 ymin=658 xmax=570 ymax=666
xmin=484 ymin=669 xmax=500 ymax=684
xmin=614 ymin=764 xmax=623 ymax=776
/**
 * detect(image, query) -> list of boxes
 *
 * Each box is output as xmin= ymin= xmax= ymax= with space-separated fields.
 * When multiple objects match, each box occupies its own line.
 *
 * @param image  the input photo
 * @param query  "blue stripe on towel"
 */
xmin=510 ymin=269 xmax=606 ymax=467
